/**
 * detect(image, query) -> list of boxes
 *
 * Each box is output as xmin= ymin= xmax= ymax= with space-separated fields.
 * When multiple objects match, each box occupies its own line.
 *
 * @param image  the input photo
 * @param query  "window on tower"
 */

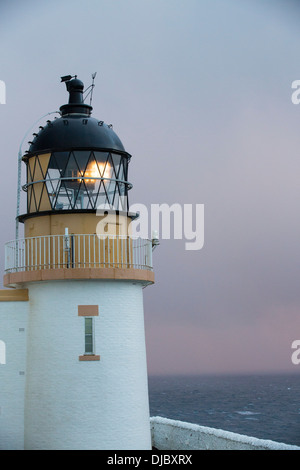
xmin=78 ymin=305 xmax=100 ymax=361
xmin=84 ymin=317 xmax=94 ymax=355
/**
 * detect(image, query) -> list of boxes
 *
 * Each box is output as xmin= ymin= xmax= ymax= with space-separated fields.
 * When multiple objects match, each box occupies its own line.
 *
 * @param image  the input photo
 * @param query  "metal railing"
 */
xmin=5 ymin=234 xmax=153 ymax=273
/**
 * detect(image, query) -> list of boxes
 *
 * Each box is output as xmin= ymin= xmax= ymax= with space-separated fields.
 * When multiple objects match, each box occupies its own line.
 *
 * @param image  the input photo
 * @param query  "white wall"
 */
xmin=0 ymin=299 xmax=28 ymax=450
xmin=150 ymin=416 xmax=300 ymax=451
xmin=25 ymin=279 xmax=151 ymax=450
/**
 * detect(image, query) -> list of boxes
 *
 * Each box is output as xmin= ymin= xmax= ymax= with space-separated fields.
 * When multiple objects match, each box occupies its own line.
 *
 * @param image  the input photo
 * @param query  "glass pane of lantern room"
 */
xmin=82 ymin=152 xmax=102 ymax=206
xmin=48 ymin=152 xmax=69 ymax=173
xmin=73 ymin=151 xmax=91 ymax=174
xmin=94 ymin=152 xmax=115 ymax=209
xmin=93 ymin=151 xmax=109 ymax=164
xmin=121 ymin=155 xmax=128 ymax=181
xmin=93 ymin=152 xmax=112 ymax=180
xmin=111 ymin=153 xmax=127 ymax=183
xmin=111 ymin=153 xmax=121 ymax=178
xmin=61 ymin=152 xmax=85 ymax=209
xmin=71 ymin=181 xmax=85 ymax=209
xmin=118 ymin=182 xmax=128 ymax=211
xmin=46 ymin=168 xmax=60 ymax=208
xmin=104 ymin=178 xmax=115 ymax=208
xmin=55 ymin=181 xmax=73 ymax=210
xmin=46 ymin=153 xmax=68 ymax=209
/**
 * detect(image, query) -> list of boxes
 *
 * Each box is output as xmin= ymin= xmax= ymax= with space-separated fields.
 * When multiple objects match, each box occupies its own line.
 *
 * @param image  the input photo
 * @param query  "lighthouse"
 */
xmin=3 ymin=76 xmax=155 ymax=450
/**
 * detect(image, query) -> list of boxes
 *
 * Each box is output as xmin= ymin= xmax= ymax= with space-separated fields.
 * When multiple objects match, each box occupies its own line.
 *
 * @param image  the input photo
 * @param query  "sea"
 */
xmin=148 ymin=373 xmax=300 ymax=447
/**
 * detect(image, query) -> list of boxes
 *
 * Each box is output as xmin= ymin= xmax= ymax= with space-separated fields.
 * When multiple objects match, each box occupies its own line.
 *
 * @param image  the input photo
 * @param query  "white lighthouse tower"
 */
xmin=3 ymin=76 xmax=155 ymax=450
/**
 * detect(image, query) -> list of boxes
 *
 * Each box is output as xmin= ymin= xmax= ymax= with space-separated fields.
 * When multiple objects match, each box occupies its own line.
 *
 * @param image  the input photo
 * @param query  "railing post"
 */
xmin=147 ymin=239 xmax=153 ymax=270
xmin=5 ymin=243 xmax=9 ymax=272
xmin=15 ymin=239 xmax=19 ymax=272
xmin=64 ymin=228 xmax=70 ymax=268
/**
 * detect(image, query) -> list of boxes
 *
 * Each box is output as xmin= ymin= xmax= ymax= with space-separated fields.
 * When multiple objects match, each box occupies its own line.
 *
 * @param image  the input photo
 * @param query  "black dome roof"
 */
xmin=26 ymin=76 xmax=127 ymax=156
xmin=27 ymin=115 xmax=126 ymax=154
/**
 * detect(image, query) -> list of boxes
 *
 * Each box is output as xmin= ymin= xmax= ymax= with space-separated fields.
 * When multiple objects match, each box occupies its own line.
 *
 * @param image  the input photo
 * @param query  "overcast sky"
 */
xmin=1 ymin=0 xmax=300 ymax=375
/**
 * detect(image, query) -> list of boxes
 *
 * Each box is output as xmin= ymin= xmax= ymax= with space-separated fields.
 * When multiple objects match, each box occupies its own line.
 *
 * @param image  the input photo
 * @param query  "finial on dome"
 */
xmin=59 ymin=75 xmax=92 ymax=116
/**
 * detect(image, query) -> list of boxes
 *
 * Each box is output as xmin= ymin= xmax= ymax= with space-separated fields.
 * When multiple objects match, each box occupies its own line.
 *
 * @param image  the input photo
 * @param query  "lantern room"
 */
xmin=20 ymin=77 xmax=132 ymax=222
